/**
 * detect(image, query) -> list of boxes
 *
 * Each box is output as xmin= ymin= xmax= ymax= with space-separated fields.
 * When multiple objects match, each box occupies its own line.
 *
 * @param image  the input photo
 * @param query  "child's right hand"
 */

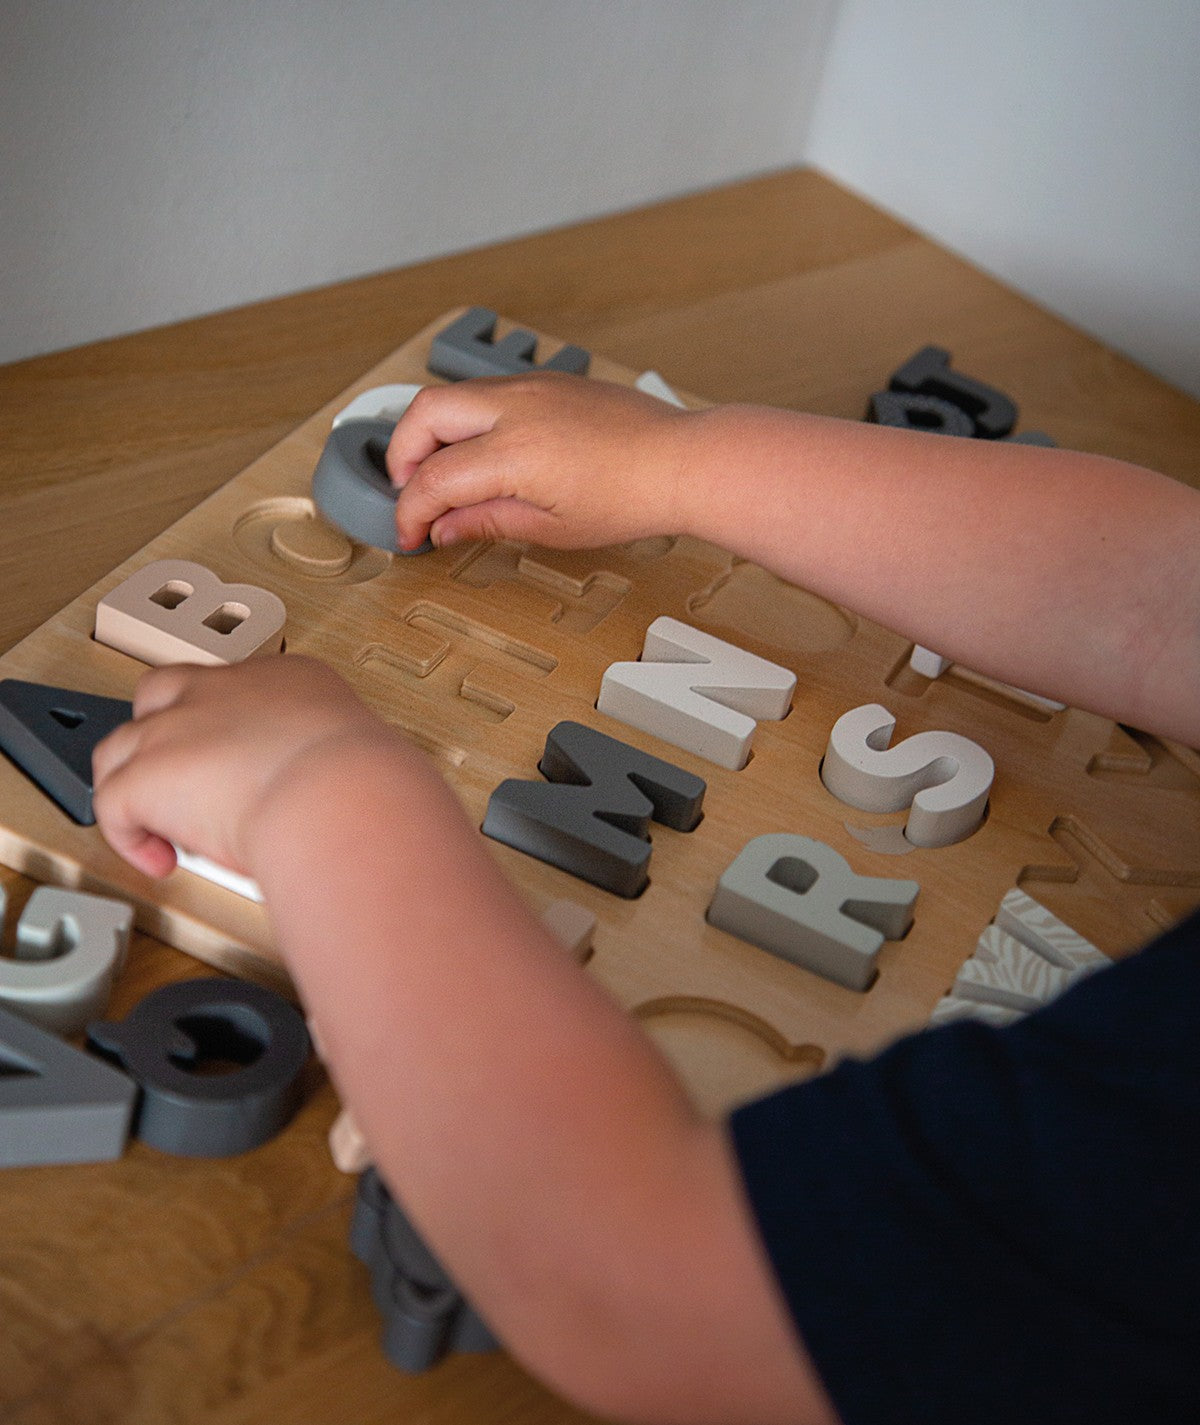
xmin=388 ymin=372 xmax=699 ymax=553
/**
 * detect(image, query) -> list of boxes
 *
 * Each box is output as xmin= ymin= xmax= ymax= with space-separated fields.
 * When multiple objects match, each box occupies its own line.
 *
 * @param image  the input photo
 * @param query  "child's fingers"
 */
xmin=113 ymin=824 xmax=178 ymax=880
xmin=395 ymin=439 xmax=529 ymax=550
xmin=90 ymin=756 xmax=179 ymax=878
xmin=93 ymin=666 xmax=205 ymax=796
xmin=429 ymin=496 xmax=559 ymax=550
xmin=131 ymin=663 xmax=201 ymax=720
xmin=91 ymin=718 xmax=143 ymax=788
xmin=386 ymin=383 xmax=503 ymax=487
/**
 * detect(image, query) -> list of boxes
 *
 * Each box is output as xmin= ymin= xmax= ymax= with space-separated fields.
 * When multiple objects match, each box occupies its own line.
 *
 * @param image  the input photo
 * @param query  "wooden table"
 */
xmin=2 ymin=168 xmax=1198 ymax=1425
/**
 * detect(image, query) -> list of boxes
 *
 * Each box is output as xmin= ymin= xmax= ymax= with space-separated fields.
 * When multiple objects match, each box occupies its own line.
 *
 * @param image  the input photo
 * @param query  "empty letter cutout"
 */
xmin=597 ymin=617 xmax=796 ymax=770
xmin=0 ymin=885 xmax=132 ymax=1036
xmin=821 ymin=703 xmax=994 ymax=848
xmin=95 ymin=558 xmax=286 ymax=667
xmin=707 ymin=833 xmax=918 ymax=991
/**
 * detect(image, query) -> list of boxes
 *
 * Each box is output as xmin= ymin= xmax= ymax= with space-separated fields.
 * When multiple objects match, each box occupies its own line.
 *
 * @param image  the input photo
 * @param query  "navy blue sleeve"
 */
xmin=730 ymin=908 xmax=1200 ymax=1425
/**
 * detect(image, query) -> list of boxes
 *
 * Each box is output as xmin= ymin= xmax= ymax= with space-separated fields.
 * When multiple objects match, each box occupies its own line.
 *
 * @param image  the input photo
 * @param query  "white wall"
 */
xmin=0 ymin=0 xmax=833 ymax=363
xmin=5 ymin=1 xmax=1198 ymax=402
xmin=806 ymin=0 xmax=1200 ymax=398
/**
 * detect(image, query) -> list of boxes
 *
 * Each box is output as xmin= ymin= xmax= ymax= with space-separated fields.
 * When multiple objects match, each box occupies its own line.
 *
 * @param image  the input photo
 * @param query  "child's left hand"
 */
xmin=92 ymin=655 xmax=389 ymax=881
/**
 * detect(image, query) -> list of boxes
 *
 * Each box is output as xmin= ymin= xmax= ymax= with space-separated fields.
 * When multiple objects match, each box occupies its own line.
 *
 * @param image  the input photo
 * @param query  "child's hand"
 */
xmin=92 ymin=655 xmax=387 ymax=881
xmin=388 ymin=372 xmax=697 ymax=552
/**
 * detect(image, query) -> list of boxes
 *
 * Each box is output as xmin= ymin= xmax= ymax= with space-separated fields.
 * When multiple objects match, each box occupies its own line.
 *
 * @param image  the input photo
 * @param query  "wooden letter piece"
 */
xmin=907 ymin=645 xmax=1066 ymax=713
xmin=331 ymin=383 xmax=424 ymax=428
xmin=597 ymin=617 xmax=796 ymax=771
xmin=927 ymin=995 xmax=1022 ymax=1029
xmin=174 ymin=847 xmax=264 ymax=903
xmin=707 ymin=833 xmax=919 ymax=992
xmin=539 ymin=898 xmax=598 ymax=965
xmin=994 ymin=888 xmax=1109 ymax=975
xmin=312 ymin=417 xmax=432 ymax=555
xmin=351 ymin=1166 xmax=497 ymax=1373
xmin=634 ymin=370 xmax=687 ymax=407
xmin=482 ymin=721 xmax=705 ymax=898
xmin=821 ymin=703 xmax=994 ymax=848
xmin=0 ymin=678 xmax=132 ymax=825
xmin=0 ymin=885 xmax=132 ymax=1036
xmin=88 ymin=978 xmax=310 ymax=1157
xmin=888 ymin=345 xmax=1017 ymax=439
xmin=866 ymin=390 xmax=974 ymax=438
xmin=1005 ymin=429 xmax=1057 ymax=447
xmin=953 ymin=924 xmax=1076 ymax=1013
xmin=95 ymin=558 xmax=286 ymax=667
xmin=0 ymin=1001 xmax=136 ymax=1168
xmin=329 ymin=1110 xmax=372 ymax=1176
xmin=427 ymin=306 xmax=590 ymax=381
xmin=908 ymin=645 xmax=951 ymax=678
xmin=934 ymin=890 xmax=1109 ymax=1028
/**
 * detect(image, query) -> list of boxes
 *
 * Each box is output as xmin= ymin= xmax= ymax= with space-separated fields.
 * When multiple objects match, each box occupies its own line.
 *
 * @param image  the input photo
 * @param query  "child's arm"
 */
xmin=390 ymin=375 xmax=1200 ymax=746
xmin=91 ymin=656 xmax=837 ymax=1425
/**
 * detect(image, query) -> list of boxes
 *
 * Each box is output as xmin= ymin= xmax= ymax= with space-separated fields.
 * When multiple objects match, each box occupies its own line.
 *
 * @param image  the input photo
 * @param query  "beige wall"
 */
xmin=807 ymin=0 xmax=1200 ymax=398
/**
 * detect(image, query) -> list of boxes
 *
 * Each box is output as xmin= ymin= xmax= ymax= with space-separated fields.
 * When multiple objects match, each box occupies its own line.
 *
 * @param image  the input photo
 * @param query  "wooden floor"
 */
xmin=1 ymin=167 xmax=1198 ymax=1425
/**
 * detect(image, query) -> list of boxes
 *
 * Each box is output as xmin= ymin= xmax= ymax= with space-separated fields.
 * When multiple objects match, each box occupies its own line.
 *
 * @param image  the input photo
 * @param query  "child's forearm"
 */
xmin=390 ymin=377 xmax=1199 ymax=744
xmin=246 ymin=736 xmax=832 ymax=1425
xmin=679 ymin=405 xmax=1200 ymax=745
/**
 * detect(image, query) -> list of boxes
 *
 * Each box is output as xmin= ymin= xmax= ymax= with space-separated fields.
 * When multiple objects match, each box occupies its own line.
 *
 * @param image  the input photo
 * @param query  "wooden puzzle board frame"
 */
xmin=2 ymin=309 xmax=1198 ymax=1113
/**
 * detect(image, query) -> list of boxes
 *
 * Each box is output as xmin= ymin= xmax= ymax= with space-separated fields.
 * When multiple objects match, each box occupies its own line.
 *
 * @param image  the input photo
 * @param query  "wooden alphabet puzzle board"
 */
xmin=2 ymin=309 xmax=1198 ymax=1115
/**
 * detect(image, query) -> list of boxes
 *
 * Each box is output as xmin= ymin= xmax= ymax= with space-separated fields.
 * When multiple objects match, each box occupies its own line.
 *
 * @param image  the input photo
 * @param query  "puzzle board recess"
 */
xmin=1 ymin=309 xmax=1197 ymax=1115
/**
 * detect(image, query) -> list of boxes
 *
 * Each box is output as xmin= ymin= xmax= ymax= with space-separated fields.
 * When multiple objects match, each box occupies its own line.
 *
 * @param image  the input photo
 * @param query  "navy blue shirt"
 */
xmin=730 ymin=907 xmax=1200 ymax=1424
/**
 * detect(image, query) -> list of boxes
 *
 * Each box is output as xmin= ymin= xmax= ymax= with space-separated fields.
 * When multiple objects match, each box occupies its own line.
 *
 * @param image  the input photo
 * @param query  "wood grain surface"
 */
xmin=2 ymin=168 xmax=1198 ymax=1425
